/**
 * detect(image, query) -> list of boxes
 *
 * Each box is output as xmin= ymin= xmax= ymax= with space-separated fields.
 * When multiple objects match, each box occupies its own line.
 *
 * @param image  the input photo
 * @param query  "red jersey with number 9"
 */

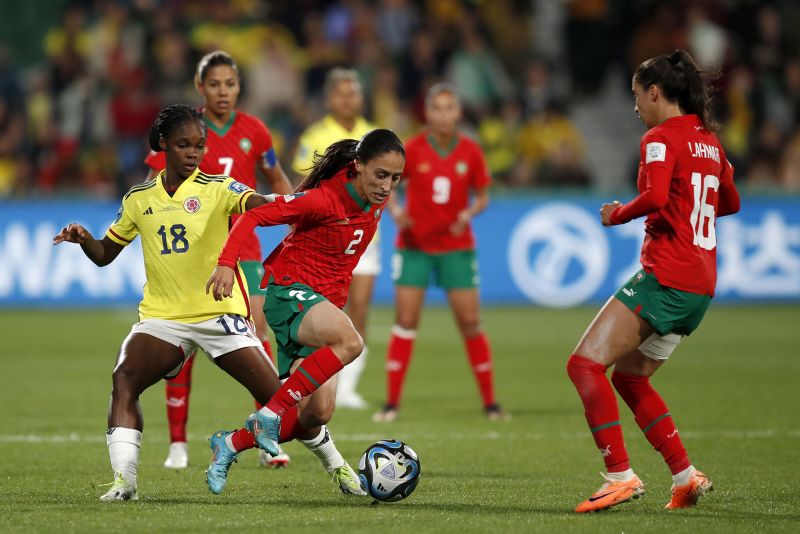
xmin=611 ymin=114 xmax=740 ymax=296
xmin=397 ymin=132 xmax=492 ymax=253
xmin=144 ymin=110 xmax=275 ymax=261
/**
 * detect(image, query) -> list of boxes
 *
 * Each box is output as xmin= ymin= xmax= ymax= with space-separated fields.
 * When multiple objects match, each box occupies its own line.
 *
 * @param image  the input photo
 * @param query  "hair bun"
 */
xmin=668 ymin=50 xmax=682 ymax=66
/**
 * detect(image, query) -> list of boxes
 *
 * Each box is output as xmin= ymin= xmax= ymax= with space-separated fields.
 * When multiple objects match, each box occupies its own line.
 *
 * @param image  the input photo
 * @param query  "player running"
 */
xmin=567 ymin=50 xmax=740 ymax=513
xmin=292 ymin=68 xmax=377 ymax=410
xmin=373 ymin=83 xmax=506 ymax=423
xmin=204 ymin=129 xmax=405 ymax=492
xmin=54 ymin=105 xmax=356 ymax=502
xmin=144 ymin=50 xmax=293 ymax=470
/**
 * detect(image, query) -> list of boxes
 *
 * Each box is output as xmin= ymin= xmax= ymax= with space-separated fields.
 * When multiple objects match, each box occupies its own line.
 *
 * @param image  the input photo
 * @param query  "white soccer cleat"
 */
xmin=99 ymin=472 xmax=138 ymax=502
xmin=163 ymin=442 xmax=188 ymax=469
xmin=336 ymin=391 xmax=368 ymax=410
xmin=258 ymin=446 xmax=290 ymax=468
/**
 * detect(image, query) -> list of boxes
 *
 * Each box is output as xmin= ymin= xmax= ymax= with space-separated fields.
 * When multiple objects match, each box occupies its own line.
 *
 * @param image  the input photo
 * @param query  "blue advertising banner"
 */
xmin=1 ymin=196 xmax=798 ymax=308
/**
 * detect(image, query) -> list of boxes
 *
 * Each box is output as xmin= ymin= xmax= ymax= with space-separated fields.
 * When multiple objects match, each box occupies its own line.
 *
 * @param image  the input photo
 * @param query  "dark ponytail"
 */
xmin=296 ymin=128 xmax=405 ymax=192
xmin=634 ymin=49 xmax=718 ymax=131
xmin=147 ymin=104 xmax=205 ymax=152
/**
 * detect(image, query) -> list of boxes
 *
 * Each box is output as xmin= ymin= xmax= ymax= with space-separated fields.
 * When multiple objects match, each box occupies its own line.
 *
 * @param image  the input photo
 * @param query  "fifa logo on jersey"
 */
xmin=183 ymin=197 xmax=201 ymax=214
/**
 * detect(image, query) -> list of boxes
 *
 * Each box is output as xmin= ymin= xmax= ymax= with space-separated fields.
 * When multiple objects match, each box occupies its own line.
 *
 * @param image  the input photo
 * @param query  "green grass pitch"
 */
xmin=0 ymin=305 xmax=797 ymax=533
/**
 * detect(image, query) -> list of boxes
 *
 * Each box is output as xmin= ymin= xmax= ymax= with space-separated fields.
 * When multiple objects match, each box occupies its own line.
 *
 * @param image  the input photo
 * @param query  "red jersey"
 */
xmin=397 ymin=132 xmax=492 ymax=253
xmin=610 ymin=115 xmax=740 ymax=295
xmin=144 ymin=110 xmax=277 ymax=261
xmin=218 ymin=170 xmax=385 ymax=308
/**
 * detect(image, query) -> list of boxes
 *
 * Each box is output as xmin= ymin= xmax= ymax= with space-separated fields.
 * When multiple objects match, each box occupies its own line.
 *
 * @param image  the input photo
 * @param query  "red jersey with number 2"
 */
xmin=217 ymin=169 xmax=384 ymax=308
xmin=610 ymin=114 xmax=740 ymax=296
xmin=144 ymin=111 xmax=275 ymax=261
xmin=397 ymin=132 xmax=492 ymax=253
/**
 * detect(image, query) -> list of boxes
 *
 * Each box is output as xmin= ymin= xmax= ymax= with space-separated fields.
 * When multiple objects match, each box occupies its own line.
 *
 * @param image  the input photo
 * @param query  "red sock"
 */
xmin=165 ymin=353 xmax=195 ymax=443
xmin=266 ymin=346 xmax=343 ymax=415
xmin=261 ymin=339 xmax=274 ymax=361
xmin=611 ymin=371 xmax=690 ymax=475
xmin=465 ymin=333 xmax=496 ymax=408
xmin=386 ymin=328 xmax=415 ymax=407
xmin=567 ymin=354 xmax=630 ymax=472
xmin=229 ymin=426 xmax=256 ymax=451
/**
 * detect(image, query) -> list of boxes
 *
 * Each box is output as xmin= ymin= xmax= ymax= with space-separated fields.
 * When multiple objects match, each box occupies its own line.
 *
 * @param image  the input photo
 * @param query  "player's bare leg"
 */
xmin=448 ymin=288 xmax=506 ymax=420
xmin=375 ymin=285 xmax=425 ymax=422
xmin=103 ymin=333 xmax=185 ymax=501
xmin=569 ymin=297 xmax=653 ymax=512
xmin=338 ymin=273 xmax=375 ymax=409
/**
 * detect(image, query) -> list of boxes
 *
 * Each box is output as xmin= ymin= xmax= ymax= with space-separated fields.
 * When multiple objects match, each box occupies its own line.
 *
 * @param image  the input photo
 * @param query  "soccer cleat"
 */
xmin=575 ymin=473 xmax=645 ymax=513
xmin=330 ymin=461 xmax=367 ymax=496
xmin=372 ymin=404 xmax=398 ymax=422
xmin=258 ymin=446 xmax=290 ymax=468
xmin=665 ymin=470 xmax=714 ymax=509
xmin=163 ymin=441 xmax=188 ymax=469
xmin=99 ymin=472 xmax=138 ymax=502
xmin=484 ymin=404 xmax=511 ymax=421
xmin=205 ymin=431 xmax=239 ymax=495
xmin=336 ymin=391 xmax=368 ymax=410
xmin=245 ymin=411 xmax=281 ymax=456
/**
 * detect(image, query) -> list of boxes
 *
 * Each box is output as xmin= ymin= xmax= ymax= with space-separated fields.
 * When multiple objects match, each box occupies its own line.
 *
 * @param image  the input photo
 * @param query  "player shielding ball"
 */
xmin=373 ymin=83 xmax=506 ymax=422
xmin=567 ymin=50 xmax=740 ymax=513
xmin=204 ymin=129 xmax=405 ymax=491
xmin=54 ymin=105 xmax=356 ymax=501
xmin=144 ymin=51 xmax=293 ymax=470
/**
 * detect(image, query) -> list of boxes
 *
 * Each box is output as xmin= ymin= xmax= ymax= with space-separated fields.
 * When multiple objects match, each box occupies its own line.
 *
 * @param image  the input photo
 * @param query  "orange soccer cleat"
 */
xmin=575 ymin=474 xmax=645 ymax=513
xmin=665 ymin=470 xmax=714 ymax=509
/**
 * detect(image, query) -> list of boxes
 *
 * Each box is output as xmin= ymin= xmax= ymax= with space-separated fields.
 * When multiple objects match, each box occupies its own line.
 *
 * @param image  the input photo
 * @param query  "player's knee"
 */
xmin=459 ymin=318 xmax=481 ymax=339
xmin=111 ymin=365 xmax=137 ymax=396
xmin=338 ymin=330 xmax=364 ymax=363
xmin=301 ymin=401 xmax=334 ymax=428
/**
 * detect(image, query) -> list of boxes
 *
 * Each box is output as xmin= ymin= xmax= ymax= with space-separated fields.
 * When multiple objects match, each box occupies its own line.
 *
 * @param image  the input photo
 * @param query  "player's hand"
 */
xmin=53 ymin=223 xmax=90 ymax=245
xmin=450 ymin=210 xmax=471 ymax=235
xmin=206 ymin=266 xmax=236 ymax=301
xmin=600 ymin=201 xmax=622 ymax=227
xmin=392 ymin=208 xmax=414 ymax=230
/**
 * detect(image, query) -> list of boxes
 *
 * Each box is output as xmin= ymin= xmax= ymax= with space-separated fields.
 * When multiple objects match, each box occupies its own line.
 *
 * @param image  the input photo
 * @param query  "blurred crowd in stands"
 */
xmin=1 ymin=0 xmax=800 ymax=198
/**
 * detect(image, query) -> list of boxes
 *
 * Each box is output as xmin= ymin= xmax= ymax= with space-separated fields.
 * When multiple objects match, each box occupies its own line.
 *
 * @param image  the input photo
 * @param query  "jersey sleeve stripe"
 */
xmin=238 ymin=191 xmax=254 ymax=213
xmin=107 ymin=228 xmax=132 ymax=245
xmin=123 ymin=181 xmax=157 ymax=199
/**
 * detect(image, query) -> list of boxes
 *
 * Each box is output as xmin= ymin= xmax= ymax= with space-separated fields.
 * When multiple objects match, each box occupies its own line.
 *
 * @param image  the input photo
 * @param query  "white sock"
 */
xmin=672 ymin=465 xmax=695 ymax=486
xmin=299 ymin=425 xmax=344 ymax=473
xmin=106 ymin=427 xmax=141 ymax=484
xmin=606 ymin=468 xmax=636 ymax=482
xmin=257 ymin=406 xmax=279 ymax=418
xmin=337 ymin=346 xmax=367 ymax=397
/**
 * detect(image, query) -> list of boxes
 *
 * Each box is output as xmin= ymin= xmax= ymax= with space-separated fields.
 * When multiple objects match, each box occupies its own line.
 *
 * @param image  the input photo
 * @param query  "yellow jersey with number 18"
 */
xmin=106 ymin=168 xmax=255 ymax=323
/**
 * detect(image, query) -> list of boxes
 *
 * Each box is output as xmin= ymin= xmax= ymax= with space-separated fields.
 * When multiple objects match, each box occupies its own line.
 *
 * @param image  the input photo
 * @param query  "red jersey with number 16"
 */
xmin=217 ymin=169 xmax=385 ymax=308
xmin=610 ymin=114 xmax=740 ymax=296
xmin=144 ymin=111 xmax=276 ymax=261
xmin=397 ymin=132 xmax=492 ymax=253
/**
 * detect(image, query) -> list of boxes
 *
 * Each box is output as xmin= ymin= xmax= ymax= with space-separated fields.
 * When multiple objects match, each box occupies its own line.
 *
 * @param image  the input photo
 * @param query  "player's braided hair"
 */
xmin=196 ymin=50 xmax=238 ymax=84
xmin=634 ymin=49 xmax=719 ymax=132
xmin=296 ymin=129 xmax=405 ymax=192
xmin=147 ymin=104 xmax=206 ymax=152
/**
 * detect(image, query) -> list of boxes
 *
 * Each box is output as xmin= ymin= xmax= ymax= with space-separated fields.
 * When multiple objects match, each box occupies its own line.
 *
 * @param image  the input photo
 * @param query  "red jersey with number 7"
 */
xmin=217 ymin=169 xmax=385 ymax=308
xmin=144 ymin=110 xmax=277 ymax=261
xmin=397 ymin=132 xmax=492 ymax=253
xmin=610 ymin=114 xmax=740 ymax=296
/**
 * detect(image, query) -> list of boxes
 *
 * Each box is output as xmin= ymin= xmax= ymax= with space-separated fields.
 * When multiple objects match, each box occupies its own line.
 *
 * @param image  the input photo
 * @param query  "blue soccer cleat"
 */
xmin=205 ymin=430 xmax=239 ymax=495
xmin=245 ymin=411 xmax=281 ymax=456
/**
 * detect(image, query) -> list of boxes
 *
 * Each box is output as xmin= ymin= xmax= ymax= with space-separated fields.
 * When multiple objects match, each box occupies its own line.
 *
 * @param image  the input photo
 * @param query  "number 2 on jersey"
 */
xmin=689 ymin=172 xmax=719 ymax=251
xmin=345 ymin=229 xmax=364 ymax=255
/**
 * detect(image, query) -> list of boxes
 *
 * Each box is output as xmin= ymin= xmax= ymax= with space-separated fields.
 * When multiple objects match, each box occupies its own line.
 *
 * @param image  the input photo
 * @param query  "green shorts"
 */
xmin=614 ymin=269 xmax=711 ymax=336
xmin=263 ymin=281 xmax=327 ymax=378
xmin=240 ymin=261 xmax=266 ymax=296
xmin=392 ymin=249 xmax=479 ymax=289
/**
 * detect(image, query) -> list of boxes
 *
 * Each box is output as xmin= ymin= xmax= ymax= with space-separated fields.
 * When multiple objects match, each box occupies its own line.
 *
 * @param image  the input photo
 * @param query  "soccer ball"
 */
xmin=358 ymin=439 xmax=421 ymax=502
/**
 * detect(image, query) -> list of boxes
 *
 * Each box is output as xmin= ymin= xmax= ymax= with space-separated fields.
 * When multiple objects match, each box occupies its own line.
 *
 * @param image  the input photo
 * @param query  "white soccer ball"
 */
xmin=358 ymin=439 xmax=421 ymax=502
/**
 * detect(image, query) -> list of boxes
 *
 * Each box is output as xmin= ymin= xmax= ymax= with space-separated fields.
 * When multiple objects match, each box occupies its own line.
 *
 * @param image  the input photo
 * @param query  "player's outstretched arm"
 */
xmin=244 ymin=193 xmax=278 ymax=211
xmin=52 ymin=224 xmax=124 ymax=266
xmin=206 ymin=266 xmax=235 ymax=301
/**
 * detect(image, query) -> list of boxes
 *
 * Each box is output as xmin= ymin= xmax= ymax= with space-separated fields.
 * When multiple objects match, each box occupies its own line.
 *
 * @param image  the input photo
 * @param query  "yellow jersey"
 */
xmin=292 ymin=114 xmax=376 ymax=175
xmin=106 ymin=169 xmax=255 ymax=323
